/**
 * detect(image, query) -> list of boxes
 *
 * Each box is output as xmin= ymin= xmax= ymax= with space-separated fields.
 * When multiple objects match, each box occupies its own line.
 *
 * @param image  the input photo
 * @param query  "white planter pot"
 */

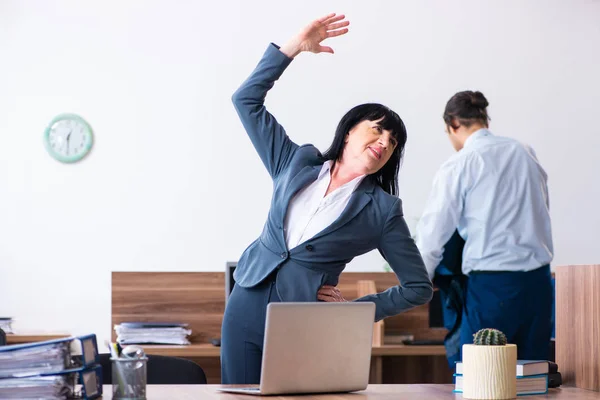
xmin=462 ymin=344 xmax=517 ymax=399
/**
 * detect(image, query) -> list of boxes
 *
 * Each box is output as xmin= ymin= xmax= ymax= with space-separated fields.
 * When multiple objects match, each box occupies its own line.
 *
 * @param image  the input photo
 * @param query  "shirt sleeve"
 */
xmin=524 ymin=144 xmax=550 ymax=210
xmin=416 ymin=156 xmax=469 ymax=279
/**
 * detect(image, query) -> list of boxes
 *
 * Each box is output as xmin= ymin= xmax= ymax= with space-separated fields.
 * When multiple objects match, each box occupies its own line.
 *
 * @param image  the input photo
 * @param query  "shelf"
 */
xmin=140 ymin=343 xmax=446 ymax=358
xmin=6 ymin=333 xmax=71 ymax=345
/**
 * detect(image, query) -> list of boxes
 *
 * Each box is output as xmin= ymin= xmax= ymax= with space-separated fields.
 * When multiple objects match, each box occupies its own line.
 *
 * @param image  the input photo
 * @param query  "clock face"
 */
xmin=44 ymin=114 xmax=93 ymax=163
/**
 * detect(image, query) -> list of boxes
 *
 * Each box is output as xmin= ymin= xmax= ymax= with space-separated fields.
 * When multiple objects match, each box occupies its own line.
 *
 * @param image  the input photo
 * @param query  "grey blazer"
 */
xmin=232 ymin=44 xmax=433 ymax=321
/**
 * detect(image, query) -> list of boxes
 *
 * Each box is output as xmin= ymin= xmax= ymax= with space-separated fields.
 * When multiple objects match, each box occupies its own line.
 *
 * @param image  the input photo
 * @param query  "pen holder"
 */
xmin=111 ymin=356 xmax=148 ymax=400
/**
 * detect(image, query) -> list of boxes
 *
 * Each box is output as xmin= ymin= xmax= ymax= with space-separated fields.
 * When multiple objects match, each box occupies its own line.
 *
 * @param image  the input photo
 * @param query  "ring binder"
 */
xmin=0 ymin=334 xmax=102 ymax=399
xmin=79 ymin=364 xmax=103 ymax=399
xmin=0 ymin=334 xmax=98 ymax=378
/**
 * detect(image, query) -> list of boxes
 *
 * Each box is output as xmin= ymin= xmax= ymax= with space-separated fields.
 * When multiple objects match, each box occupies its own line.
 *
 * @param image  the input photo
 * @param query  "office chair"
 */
xmin=98 ymin=353 xmax=207 ymax=384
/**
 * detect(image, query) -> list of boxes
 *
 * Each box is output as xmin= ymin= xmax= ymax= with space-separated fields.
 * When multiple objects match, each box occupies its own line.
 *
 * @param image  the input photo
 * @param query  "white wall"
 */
xmin=1 ymin=0 xmax=599 ymax=347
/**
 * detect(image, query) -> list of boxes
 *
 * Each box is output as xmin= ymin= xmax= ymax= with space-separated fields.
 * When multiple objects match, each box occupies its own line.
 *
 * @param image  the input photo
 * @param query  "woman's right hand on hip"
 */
xmin=280 ymin=13 xmax=349 ymax=59
xmin=317 ymin=285 xmax=347 ymax=302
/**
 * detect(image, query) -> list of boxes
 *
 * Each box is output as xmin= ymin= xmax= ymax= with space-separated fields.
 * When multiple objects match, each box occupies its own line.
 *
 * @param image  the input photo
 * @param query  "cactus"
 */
xmin=473 ymin=328 xmax=507 ymax=345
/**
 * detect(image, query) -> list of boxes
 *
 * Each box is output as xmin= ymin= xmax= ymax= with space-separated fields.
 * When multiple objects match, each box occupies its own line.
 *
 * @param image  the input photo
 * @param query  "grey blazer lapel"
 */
xmin=309 ymin=178 xmax=376 ymax=242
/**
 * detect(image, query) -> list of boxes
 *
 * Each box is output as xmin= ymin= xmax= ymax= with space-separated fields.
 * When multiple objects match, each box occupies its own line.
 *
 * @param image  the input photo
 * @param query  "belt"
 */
xmin=469 ymin=265 xmax=550 ymax=275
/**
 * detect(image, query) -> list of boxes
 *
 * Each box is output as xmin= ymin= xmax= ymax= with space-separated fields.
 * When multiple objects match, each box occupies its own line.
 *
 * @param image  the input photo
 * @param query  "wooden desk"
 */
xmin=140 ymin=344 xmax=448 ymax=384
xmin=5 ymin=333 xmax=70 ymax=345
xmin=112 ymin=272 xmax=451 ymax=384
xmin=100 ymin=384 xmax=600 ymax=399
xmin=141 ymin=344 xmax=446 ymax=358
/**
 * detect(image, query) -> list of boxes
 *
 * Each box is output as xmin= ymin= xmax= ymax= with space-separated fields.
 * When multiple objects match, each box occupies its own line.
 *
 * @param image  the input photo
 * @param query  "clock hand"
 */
xmin=65 ymin=130 xmax=72 ymax=155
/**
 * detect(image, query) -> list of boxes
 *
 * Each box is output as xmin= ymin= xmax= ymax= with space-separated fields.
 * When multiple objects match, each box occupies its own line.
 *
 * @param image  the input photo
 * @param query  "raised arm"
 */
xmin=231 ymin=13 xmax=349 ymax=178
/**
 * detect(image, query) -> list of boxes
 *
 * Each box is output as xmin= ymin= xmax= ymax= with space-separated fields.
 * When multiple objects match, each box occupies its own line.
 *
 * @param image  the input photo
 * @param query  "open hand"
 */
xmin=317 ymin=285 xmax=347 ymax=302
xmin=280 ymin=13 xmax=350 ymax=58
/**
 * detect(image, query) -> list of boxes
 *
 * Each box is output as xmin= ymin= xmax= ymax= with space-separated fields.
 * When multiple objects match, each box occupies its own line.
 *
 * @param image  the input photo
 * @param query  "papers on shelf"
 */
xmin=0 ymin=318 xmax=14 ymax=334
xmin=115 ymin=322 xmax=191 ymax=345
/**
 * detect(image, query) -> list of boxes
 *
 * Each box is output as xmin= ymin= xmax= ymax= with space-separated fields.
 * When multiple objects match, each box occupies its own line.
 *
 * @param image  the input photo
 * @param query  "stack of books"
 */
xmin=0 ymin=318 xmax=14 ymax=334
xmin=115 ymin=322 xmax=191 ymax=345
xmin=0 ymin=334 xmax=103 ymax=399
xmin=454 ymin=360 xmax=549 ymax=396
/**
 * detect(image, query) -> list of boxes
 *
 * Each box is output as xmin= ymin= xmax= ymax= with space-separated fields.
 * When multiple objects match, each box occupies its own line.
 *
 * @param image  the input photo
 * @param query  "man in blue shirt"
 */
xmin=416 ymin=90 xmax=554 ymax=361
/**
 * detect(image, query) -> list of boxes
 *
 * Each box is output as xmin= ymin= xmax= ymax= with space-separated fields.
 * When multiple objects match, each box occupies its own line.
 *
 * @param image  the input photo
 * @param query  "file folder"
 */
xmin=0 ymin=364 xmax=103 ymax=399
xmin=0 ymin=334 xmax=98 ymax=378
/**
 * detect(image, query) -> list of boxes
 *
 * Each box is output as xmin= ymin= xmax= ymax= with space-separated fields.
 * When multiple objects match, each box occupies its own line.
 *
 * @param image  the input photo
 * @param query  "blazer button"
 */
xmin=305 ymin=245 xmax=314 ymax=251
xmin=280 ymin=251 xmax=288 ymax=259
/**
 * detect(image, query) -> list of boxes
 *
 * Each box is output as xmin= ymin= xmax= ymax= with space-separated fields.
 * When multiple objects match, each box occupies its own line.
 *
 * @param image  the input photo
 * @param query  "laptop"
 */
xmin=218 ymin=301 xmax=376 ymax=395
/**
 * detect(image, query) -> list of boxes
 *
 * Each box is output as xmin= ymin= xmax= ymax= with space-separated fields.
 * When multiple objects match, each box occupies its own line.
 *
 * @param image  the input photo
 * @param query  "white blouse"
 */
xmin=284 ymin=160 xmax=366 ymax=249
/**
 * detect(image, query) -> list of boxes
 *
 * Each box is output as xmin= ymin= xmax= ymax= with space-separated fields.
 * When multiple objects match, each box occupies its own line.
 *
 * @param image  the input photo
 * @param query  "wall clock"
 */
xmin=44 ymin=113 xmax=93 ymax=163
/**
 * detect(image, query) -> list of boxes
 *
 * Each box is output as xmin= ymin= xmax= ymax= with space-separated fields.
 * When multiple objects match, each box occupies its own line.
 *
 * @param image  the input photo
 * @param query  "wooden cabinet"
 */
xmin=556 ymin=264 xmax=600 ymax=391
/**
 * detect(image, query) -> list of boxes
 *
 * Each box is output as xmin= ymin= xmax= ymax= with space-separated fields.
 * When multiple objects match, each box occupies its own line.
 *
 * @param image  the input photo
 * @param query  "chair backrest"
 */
xmin=0 ymin=328 xmax=5 ymax=346
xmin=98 ymin=353 xmax=207 ymax=385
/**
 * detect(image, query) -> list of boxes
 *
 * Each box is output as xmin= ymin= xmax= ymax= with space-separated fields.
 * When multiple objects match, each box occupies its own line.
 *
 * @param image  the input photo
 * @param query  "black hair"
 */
xmin=322 ymin=103 xmax=406 ymax=196
xmin=443 ymin=91 xmax=490 ymax=130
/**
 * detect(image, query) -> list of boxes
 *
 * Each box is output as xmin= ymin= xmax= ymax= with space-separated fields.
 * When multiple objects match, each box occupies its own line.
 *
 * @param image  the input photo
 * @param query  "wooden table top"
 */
xmin=141 ymin=343 xmax=447 ymax=357
xmin=100 ymin=384 xmax=600 ymax=399
xmin=5 ymin=333 xmax=70 ymax=344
